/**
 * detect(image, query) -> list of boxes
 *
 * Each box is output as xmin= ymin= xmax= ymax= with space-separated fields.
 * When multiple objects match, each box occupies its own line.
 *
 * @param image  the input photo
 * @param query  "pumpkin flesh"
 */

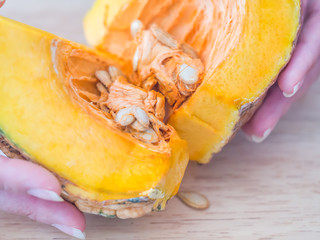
xmin=0 ymin=17 xmax=189 ymax=217
xmin=84 ymin=0 xmax=301 ymax=163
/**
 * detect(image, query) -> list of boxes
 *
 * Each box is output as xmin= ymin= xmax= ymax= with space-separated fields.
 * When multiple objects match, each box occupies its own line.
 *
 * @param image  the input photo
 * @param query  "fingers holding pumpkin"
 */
xmin=0 ymin=190 xmax=86 ymax=239
xmin=0 ymin=155 xmax=86 ymax=239
xmin=277 ymin=0 xmax=320 ymax=98
xmin=0 ymin=156 xmax=63 ymax=201
xmin=243 ymin=59 xmax=320 ymax=143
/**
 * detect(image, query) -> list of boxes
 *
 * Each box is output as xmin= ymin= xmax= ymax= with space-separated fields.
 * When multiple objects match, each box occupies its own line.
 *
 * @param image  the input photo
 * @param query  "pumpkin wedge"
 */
xmin=0 ymin=17 xmax=189 ymax=219
xmin=84 ymin=0 xmax=301 ymax=163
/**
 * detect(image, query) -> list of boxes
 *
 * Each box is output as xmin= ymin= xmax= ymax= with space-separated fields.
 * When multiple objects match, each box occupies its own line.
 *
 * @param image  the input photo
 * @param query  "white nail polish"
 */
xmin=52 ymin=224 xmax=86 ymax=240
xmin=27 ymin=188 xmax=64 ymax=202
xmin=283 ymin=80 xmax=303 ymax=98
xmin=251 ymin=128 xmax=272 ymax=143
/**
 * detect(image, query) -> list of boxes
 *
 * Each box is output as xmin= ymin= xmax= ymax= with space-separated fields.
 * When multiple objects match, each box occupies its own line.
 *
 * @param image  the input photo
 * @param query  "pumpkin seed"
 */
xmin=115 ymin=107 xmax=135 ymax=126
xmin=133 ymin=48 xmax=139 ymax=72
xmin=140 ymin=128 xmax=159 ymax=143
xmin=180 ymin=43 xmax=199 ymax=59
xmin=150 ymin=24 xmax=179 ymax=49
xmin=130 ymin=19 xmax=143 ymax=38
xmin=133 ymin=106 xmax=150 ymax=127
xmin=108 ymin=66 xmax=124 ymax=81
xmin=95 ymin=70 xmax=112 ymax=88
xmin=177 ymin=191 xmax=210 ymax=209
xmin=96 ymin=82 xmax=108 ymax=94
xmin=179 ymin=63 xmax=199 ymax=85
xmin=131 ymin=120 xmax=148 ymax=131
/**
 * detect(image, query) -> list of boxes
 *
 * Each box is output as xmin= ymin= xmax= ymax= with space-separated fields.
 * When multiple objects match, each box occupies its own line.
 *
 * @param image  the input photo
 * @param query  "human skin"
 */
xmin=243 ymin=0 xmax=320 ymax=142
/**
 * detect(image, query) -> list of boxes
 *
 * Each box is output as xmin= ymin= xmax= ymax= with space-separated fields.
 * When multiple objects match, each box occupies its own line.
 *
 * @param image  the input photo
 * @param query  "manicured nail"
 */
xmin=283 ymin=80 xmax=304 ymax=98
xmin=27 ymin=188 xmax=64 ymax=202
xmin=52 ymin=224 xmax=86 ymax=240
xmin=250 ymin=128 xmax=272 ymax=143
xmin=0 ymin=150 xmax=7 ymax=157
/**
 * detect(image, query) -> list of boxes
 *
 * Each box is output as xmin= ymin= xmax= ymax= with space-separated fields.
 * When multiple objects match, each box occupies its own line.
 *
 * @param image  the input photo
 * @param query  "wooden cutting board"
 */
xmin=1 ymin=1 xmax=320 ymax=239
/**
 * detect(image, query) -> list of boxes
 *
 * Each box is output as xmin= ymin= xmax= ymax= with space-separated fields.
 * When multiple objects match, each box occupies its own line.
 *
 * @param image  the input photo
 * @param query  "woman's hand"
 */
xmin=243 ymin=0 xmax=320 ymax=142
xmin=0 ymin=0 xmax=5 ymax=8
xmin=0 ymin=155 xmax=86 ymax=239
xmin=1 ymin=2 xmax=85 ymax=238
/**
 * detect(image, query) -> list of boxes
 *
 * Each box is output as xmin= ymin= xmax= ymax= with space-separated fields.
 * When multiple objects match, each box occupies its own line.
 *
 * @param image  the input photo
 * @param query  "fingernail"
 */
xmin=250 ymin=128 xmax=273 ymax=143
xmin=283 ymin=79 xmax=304 ymax=98
xmin=27 ymin=188 xmax=64 ymax=202
xmin=0 ymin=150 xmax=7 ymax=157
xmin=52 ymin=224 xmax=86 ymax=240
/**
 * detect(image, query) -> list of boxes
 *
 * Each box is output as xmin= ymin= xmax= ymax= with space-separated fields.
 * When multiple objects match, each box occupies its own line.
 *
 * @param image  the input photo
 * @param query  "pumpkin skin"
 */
xmin=84 ymin=0 xmax=301 ymax=163
xmin=0 ymin=17 xmax=189 ymax=218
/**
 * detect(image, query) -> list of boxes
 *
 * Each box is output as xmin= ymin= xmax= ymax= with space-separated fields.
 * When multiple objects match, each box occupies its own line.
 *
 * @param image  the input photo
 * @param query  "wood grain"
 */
xmin=1 ymin=1 xmax=320 ymax=239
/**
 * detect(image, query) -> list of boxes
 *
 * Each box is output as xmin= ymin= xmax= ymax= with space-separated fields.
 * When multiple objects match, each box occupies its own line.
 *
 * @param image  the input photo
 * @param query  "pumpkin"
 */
xmin=0 ymin=17 xmax=188 ymax=219
xmin=84 ymin=0 xmax=301 ymax=163
xmin=0 ymin=0 xmax=300 ymax=218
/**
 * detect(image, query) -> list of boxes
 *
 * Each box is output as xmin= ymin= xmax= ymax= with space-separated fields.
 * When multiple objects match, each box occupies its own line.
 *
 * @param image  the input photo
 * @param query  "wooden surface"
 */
xmin=1 ymin=1 xmax=320 ymax=239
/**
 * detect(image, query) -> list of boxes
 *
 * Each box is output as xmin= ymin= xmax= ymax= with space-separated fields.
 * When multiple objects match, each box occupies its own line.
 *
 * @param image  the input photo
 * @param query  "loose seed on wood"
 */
xmin=150 ymin=24 xmax=179 ymax=49
xmin=115 ymin=107 xmax=135 ymax=126
xmin=133 ymin=107 xmax=150 ymax=127
xmin=95 ymin=70 xmax=112 ymax=88
xmin=130 ymin=19 xmax=143 ymax=38
xmin=179 ymin=63 xmax=199 ymax=85
xmin=177 ymin=191 xmax=210 ymax=209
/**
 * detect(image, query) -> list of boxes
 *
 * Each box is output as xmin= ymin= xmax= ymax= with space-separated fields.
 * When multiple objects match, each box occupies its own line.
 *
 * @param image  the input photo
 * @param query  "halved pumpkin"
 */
xmin=84 ymin=0 xmax=301 ymax=163
xmin=0 ymin=0 xmax=300 ymax=219
xmin=0 ymin=17 xmax=189 ymax=219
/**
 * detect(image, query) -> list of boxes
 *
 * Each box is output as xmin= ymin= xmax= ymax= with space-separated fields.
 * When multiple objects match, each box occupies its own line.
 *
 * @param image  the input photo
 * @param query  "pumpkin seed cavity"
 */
xmin=70 ymin=22 xmax=204 ymax=145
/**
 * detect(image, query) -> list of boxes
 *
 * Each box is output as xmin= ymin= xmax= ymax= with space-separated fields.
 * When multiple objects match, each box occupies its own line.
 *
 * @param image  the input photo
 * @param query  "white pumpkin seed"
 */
xmin=130 ymin=19 xmax=143 ymax=38
xmin=131 ymin=120 xmax=148 ymax=131
xmin=150 ymin=24 xmax=179 ymax=49
xmin=133 ymin=107 xmax=150 ymax=127
xmin=95 ymin=70 xmax=112 ymax=88
xmin=179 ymin=63 xmax=199 ymax=85
xmin=138 ymin=128 xmax=158 ymax=144
xmin=115 ymin=107 xmax=135 ymax=126
xmin=141 ymin=33 xmax=153 ymax=63
xmin=180 ymin=43 xmax=199 ymax=59
xmin=108 ymin=66 xmax=124 ymax=81
xmin=177 ymin=191 xmax=210 ymax=209
xmin=133 ymin=48 xmax=139 ymax=72
xmin=96 ymin=82 xmax=108 ymax=94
